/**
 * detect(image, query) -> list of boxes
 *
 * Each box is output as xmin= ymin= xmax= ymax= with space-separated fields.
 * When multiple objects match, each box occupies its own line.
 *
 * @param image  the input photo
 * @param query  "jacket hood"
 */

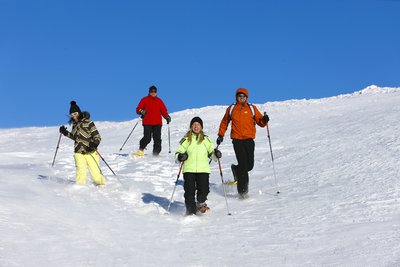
xmin=82 ymin=111 xmax=90 ymax=119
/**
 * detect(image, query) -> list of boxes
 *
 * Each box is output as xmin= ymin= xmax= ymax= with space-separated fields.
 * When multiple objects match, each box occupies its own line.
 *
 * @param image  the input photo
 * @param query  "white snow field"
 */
xmin=1 ymin=85 xmax=399 ymax=267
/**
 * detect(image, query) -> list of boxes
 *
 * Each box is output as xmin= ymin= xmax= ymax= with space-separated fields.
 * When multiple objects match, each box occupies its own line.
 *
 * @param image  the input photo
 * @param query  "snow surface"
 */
xmin=1 ymin=86 xmax=400 ymax=267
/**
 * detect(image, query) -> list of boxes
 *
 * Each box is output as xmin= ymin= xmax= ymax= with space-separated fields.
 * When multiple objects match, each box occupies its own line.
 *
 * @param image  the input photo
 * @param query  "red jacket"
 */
xmin=136 ymin=95 xmax=169 ymax=125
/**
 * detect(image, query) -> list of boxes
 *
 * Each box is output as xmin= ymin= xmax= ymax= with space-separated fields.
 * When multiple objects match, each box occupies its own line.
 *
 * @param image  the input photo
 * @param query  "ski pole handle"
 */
xmin=209 ymin=144 xmax=220 ymax=164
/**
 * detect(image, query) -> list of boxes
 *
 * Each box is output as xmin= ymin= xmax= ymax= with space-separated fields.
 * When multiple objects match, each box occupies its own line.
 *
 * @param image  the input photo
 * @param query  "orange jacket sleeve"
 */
xmin=218 ymin=107 xmax=231 ymax=137
xmin=253 ymin=105 xmax=267 ymax=128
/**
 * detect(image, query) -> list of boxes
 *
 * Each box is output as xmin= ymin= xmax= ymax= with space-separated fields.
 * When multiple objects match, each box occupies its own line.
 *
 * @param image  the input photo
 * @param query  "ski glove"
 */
xmin=59 ymin=126 xmax=68 ymax=136
xmin=216 ymin=136 xmax=223 ymax=145
xmin=138 ymin=109 xmax=146 ymax=116
xmin=262 ymin=114 xmax=270 ymax=123
xmin=88 ymin=141 xmax=99 ymax=150
xmin=165 ymin=115 xmax=171 ymax=124
xmin=177 ymin=152 xmax=188 ymax=162
xmin=214 ymin=149 xmax=222 ymax=159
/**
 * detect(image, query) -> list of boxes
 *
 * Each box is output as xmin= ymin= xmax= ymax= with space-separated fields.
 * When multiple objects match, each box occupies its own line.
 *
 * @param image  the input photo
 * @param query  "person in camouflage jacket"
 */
xmin=59 ymin=101 xmax=105 ymax=186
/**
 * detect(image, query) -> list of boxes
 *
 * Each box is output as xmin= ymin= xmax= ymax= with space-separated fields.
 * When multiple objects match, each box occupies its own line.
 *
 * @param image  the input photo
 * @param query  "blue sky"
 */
xmin=1 ymin=0 xmax=399 ymax=128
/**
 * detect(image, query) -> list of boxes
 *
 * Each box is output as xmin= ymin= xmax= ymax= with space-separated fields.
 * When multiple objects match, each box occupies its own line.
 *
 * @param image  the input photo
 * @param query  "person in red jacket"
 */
xmin=135 ymin=85 xmax=171 ymax=156
xmin=217 ymin=88 xmax=269 ymax=198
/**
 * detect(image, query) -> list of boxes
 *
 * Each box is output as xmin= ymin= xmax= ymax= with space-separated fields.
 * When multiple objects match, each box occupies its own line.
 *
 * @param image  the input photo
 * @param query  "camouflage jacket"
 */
xmin=66 ymin=112 xmax=101 ymax=153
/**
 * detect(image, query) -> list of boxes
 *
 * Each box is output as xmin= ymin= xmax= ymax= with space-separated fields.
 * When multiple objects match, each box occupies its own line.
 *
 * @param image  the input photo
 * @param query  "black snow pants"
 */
xmin=232 ymin=138 xmax=255 ymax=194
xmin=139 ymin=125 xmax=162 ymax=155
xmin=183 ymin=172 xmax=210 ymax=213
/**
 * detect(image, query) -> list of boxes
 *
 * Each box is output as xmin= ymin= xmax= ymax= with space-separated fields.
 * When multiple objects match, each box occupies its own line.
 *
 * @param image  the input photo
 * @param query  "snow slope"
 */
xmin=1 ymin=85 xmax=400 ymax=267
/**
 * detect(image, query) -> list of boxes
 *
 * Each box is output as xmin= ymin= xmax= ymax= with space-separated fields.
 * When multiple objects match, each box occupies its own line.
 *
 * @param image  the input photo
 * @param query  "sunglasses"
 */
xmin=150 ymin=90 xmax=157 ymax=93
xmin=70 ymin=112 xmax=79 ymax=117
xmin=237 ymin=93 xmax=247 ymax=98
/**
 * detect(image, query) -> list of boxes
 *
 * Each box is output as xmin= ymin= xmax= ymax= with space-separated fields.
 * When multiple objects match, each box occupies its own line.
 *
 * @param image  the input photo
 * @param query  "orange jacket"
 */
xmin=218 ymin=89 xmax=267 ymax=140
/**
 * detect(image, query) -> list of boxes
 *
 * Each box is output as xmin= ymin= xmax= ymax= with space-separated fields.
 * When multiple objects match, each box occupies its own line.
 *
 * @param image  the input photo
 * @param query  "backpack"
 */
xmin=228 ymin=103 xmax=256 ymax=123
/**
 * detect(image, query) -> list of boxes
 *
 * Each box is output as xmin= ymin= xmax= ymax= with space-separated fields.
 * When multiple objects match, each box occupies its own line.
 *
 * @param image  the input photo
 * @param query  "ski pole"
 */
xmin=90 ymin=151 xmax=124 ymax=186
xmin=89 ymin=152 xmax=105 ymax=177
xmin=119 ymin=119 xmax=140 ymax=151
xmin=168 ymin=123 xmax=171 ymax=154
xmin=96 ymin=150 xmax=117 ymax=176
xmin=52 ymin=133 xmax=62 ymax=167
xmin=266 ymin=118 xmax=280 ymax=194
xmin=217 ymin=156 xmax=232 ymax=216
xmin=167 ymin=161 xmax=184 ymax=212
xmin=209 ymin=144 xmax=221 ymax=164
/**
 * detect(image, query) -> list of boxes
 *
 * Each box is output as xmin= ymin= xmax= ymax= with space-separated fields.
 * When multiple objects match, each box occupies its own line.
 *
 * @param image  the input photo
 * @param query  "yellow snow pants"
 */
xmin=74 ymin=152 xmax=105 ymax=185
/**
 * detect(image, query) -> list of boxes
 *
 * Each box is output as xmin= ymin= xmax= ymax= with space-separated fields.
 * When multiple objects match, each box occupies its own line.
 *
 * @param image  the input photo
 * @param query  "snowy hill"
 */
xmin=1 ymin=86 xmax=400 ymax=267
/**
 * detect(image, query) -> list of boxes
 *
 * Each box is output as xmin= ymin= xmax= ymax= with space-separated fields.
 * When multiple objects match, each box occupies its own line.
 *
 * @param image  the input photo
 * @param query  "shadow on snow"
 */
xmin=141 ymin=193 xmax=185 ymax=214
xmin=37 ymin=174 xmax=75 ymax=185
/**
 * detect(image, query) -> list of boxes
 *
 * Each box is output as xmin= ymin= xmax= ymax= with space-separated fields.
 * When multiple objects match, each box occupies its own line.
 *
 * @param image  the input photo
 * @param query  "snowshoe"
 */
xmin=197 ymin=203 xmax=210 ymax=213
xmin=197 ymin=206 xmax=210 ymax=213
xmin=133 ymin=150 xmax=145 ymax=157
xmin=225 ymin=180 xmax=237 ymax=186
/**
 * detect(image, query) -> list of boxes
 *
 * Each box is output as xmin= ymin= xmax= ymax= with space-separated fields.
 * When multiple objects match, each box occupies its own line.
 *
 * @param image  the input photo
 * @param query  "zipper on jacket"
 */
xmin=240 ymin=105 xmax=244 ymax=139
xmin=195 ymin=134 xmax=198 ymax=172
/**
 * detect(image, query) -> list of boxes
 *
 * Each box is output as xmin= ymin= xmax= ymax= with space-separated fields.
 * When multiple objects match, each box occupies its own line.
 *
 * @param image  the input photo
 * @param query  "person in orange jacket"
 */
xmin=217 ymin=88 xmax=269 ymax=198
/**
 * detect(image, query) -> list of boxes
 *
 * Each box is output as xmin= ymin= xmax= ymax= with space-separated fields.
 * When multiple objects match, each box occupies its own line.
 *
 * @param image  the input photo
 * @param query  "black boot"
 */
xmin=231 ymin=164 xmax=238 ymax=182
xmin=185 ymin=204 xmax=197 ymax=216
xmin=239 ymin=191 xmax=249 ymax=199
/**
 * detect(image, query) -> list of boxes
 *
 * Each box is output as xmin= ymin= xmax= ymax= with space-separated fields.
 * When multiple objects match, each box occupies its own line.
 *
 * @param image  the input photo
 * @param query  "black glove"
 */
xmin=216 ymin=136 xmax=223 ymax=145
xmin=165 ymin=115 xmax=171 ymax=124
xmin=262 ymin=114 xmax=270 ymax=123
xmin=177 ymin=152 xmax=188 ymax=162
xmin=59 ymin=126 xmax=68 ymax=136
xmin=214 ymin=149 xmax=222 ymax=159
xmin=138 ymin=109 xmax=146 ymax=116
xmin=88 ymin=141 xmax=99 ymax=150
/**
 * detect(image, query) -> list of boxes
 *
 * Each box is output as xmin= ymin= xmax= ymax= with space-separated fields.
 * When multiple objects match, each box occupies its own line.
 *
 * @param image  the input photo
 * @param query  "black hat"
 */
xmin=190 ymin=117 xmax=203 ymax=129
xmin=69 ymin=101 xmax=81 ymax=114
xmin=149 ymin=85 xmax=157 ymax=92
